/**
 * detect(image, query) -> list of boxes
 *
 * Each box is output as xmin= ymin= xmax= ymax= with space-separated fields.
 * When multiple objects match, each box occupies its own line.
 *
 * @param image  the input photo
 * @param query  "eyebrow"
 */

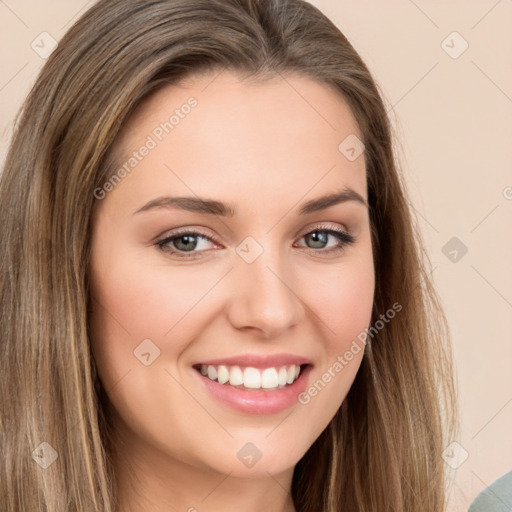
xmin=133 ymin=187 xmax=367 ymax=216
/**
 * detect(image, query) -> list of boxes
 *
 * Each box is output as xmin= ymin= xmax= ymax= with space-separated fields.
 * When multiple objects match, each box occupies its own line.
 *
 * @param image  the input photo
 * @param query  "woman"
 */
xmin=0 ymin=0 xmax=457 ymax=510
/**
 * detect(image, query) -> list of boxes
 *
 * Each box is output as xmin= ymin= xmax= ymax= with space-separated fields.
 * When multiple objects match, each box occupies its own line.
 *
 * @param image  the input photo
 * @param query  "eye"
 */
xmin=155 ymin=225 xmax=356 ymax=260
xmin=156 ymin=229 xmax=218 ymax=259
xmin=295 ymin=225 xmax=355 ymax=255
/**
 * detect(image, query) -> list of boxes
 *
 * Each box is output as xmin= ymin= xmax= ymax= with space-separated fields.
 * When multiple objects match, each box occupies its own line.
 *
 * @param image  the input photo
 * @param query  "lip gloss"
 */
xmin=193 ymin=364 xmax=312 ymax=414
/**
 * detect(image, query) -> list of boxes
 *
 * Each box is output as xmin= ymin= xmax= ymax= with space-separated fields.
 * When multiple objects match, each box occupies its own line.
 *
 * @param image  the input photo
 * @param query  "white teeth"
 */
xmin=243 ymin=367 xmax=261 ymax=389
xmin=261 ymin=368 xmax=279 ymax=389
xmin=207 ymin=365 xmax=217 ymax=380
xmin=217 ymin=365 xmax=230 ymax=384
xmin=199 ymin=363 xmax=303 ymax=389
xmin=229 ymin=366 xmax=243 ymax=386
xmin=278 ymin=367 xmax=288 ymax=386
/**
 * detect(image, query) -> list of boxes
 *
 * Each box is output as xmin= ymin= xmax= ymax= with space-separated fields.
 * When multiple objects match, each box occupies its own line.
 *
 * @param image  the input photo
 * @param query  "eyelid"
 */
xmin=295 ymin=221 xmax=349 ymax=238
xmin=156 ymin=227 xmax=220 ymax=247
xmin=154 ymin=225 xmax=217 ymax=242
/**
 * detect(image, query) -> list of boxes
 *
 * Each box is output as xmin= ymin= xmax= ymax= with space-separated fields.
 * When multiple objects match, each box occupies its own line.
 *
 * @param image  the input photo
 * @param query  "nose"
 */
xmin=225 ymin=246 xmax=305 ymax=338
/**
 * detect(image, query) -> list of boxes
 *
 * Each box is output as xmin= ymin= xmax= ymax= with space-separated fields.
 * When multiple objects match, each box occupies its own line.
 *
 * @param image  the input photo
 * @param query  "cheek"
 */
xmin=87 ymin=236 xmax=232 ymax=396
xmin=89 ymin=247 xmax=221 ymax=343
xmin=294 ymin=254 xmax=374 ymax=422
xmin=307 ymin=254 xmax=375 ymax=350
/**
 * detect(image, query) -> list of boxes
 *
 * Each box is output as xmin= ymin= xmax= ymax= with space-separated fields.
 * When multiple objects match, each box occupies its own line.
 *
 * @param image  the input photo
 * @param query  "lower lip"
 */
xmin=193 ymin=365 xmax=312 ymax=415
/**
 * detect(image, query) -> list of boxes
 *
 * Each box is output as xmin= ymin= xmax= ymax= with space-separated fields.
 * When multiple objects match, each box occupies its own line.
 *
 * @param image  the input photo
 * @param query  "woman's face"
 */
xmin=88 ymin=70 xmax=374 ymax=481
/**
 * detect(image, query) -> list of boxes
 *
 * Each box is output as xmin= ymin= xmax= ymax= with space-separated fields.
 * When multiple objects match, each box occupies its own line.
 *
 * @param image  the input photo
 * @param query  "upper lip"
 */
xmin=193 ymin=353 xmax=312 ymax=369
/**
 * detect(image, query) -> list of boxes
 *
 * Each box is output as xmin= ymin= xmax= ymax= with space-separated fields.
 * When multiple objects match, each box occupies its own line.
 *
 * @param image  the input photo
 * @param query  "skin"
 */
xmin=88 ymin=70 xmax=375 ymax=512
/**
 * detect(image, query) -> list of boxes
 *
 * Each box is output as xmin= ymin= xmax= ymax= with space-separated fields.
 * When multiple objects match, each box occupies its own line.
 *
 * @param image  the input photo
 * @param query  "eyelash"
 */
xmin=155 ymin=225 xmax=356 ymax=260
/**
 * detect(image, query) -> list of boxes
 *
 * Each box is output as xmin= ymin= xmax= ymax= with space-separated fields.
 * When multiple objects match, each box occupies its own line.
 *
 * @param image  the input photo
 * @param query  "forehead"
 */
xmin=102 ymin=70 xmax=367 ymax=216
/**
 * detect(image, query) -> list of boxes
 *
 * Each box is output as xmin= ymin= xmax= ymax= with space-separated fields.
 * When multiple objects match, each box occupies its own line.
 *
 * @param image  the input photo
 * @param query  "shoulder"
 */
xmin=468 ymin=471 xmax=512 ymax=512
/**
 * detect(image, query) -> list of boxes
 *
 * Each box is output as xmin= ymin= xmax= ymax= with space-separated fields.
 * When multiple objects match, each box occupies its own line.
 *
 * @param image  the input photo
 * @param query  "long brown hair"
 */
xmin=0 ymin=0 xmax=457 ymax=510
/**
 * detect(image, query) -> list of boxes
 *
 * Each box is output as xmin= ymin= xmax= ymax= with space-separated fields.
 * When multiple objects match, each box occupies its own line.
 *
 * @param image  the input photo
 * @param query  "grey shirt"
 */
xmin=468 ymin=471 xmax=512 ymax=512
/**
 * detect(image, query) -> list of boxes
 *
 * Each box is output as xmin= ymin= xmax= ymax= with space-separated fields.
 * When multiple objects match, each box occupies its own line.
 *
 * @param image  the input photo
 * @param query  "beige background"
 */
xmin=1 ymin=1 xmax=511 ymax=510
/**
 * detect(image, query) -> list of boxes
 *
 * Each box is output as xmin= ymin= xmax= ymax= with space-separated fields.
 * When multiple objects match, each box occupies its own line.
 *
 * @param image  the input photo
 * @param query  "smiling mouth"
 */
xmin=192 ymin=363 xmax=309 ymax=391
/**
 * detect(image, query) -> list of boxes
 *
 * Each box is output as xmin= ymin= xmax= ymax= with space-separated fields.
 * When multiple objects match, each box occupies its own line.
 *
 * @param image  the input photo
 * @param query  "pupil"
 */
xmin=175 ymin=235 xmax=197 ymax=251
xmin=307 ymin=231 xmax=327 ymax=248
